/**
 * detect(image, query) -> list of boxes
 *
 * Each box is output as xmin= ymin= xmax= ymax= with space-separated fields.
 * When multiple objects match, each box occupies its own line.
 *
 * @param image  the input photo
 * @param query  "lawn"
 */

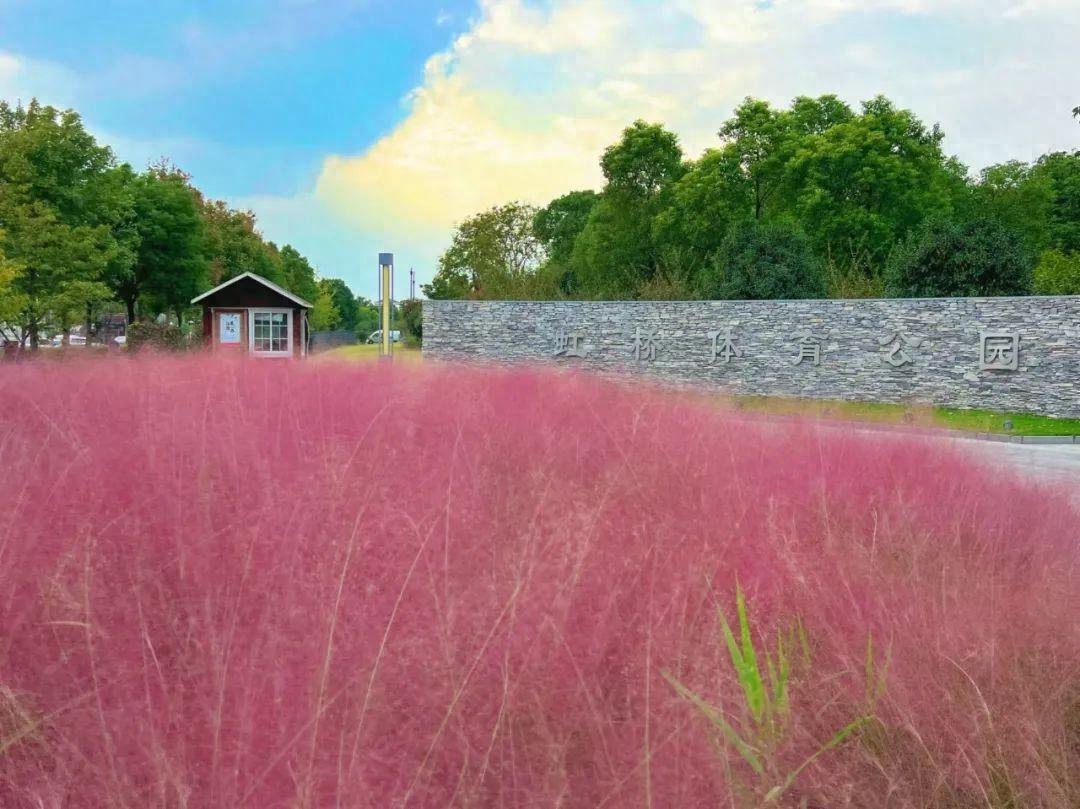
xmin=314 ymin=343 xmax=423 ymax=363
xmin=732 ymin=395 xmax=1080 ymax=436
xmin=1 ymin=357 xmax=1078 ymax=807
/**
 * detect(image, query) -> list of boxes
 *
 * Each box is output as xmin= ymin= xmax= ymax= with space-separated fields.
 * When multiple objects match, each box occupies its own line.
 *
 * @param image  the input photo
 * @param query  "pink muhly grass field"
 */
xmin=1 ymin=356 xmax=1079 ymax=808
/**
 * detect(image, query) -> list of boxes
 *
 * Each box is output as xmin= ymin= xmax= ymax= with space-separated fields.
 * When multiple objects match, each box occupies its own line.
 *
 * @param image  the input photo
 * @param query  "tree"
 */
xmin=49 ymin=279 xmax=112 ymax=344
xmin=600 ymin=120 xmax=684 ymax=201
xmin=697 ymin=219 xmax=824 ymax=300
xmin=786 ymin=97 xmax=966 ymax=270
xmin=279 ymin=244 xmax=318 ymax=304
xmin=968 ymin=161 xmax=1053 ymax=255
xmin=571 ymin=195 xmax=655 ymax=298
xmin=319 ymin=278 xmax=360 ymax=332
xmin=1033 ymin=249 xmax=1080 ymax=295
xmin=534 ymin=191 xmax=598 ymax=264
xmin=0 ymin=237 xmax=25 ymax=337
xmin=1032 ymin=151 xmax=1080 ymax=254
xmin=308 ymin=283 xmax=340 ymax=332
xmin=355 ymin=296 xmax=380 ymax=340
xmin=0 ymin=100 xmax=132 ymax=348
xmin=424 ymin=202 xmax=545 ymax=299
xmin=652 ymin=148 xmax=752 ymax=260
xmin=571 ymin=122 xmax=685 ymax=298
xmin=718 ymin=98 xmax=797 ymax=220
xmin=884 ymin=218 xmax=1032 ymax=298
xmin=399 ymin=297 xmax=422 ymax=343
xmin=113 ymin=164 xmax=206 ymax=324
xmin=200 ymin=199 xmax=284 ymax=286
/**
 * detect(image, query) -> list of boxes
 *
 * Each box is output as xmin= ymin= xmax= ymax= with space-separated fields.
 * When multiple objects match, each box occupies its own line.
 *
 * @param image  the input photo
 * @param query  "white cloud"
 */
xmin=313 ymin=0 xmax=1080 ymax=264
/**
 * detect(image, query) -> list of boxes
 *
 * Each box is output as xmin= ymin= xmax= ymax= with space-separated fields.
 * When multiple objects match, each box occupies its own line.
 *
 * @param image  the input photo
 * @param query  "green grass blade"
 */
xmin=661 ymin=670 xmax=765 ymax=775
xmin=720 ymin=585 xmax=766 ymax=725
xmin=766 ymin=716 xmax=871 ymax=803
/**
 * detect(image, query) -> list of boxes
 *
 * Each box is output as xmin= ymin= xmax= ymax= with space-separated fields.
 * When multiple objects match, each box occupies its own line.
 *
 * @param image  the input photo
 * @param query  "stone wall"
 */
xmin=422 ymin=297 xmax=1080 ymax=418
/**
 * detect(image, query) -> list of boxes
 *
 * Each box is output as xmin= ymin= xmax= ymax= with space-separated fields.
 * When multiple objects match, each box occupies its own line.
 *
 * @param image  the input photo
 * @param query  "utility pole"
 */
xmin=409 ymin=268 xmax=416 ymax=300
xmin=378 ymin=253 xmax=394 ymax=359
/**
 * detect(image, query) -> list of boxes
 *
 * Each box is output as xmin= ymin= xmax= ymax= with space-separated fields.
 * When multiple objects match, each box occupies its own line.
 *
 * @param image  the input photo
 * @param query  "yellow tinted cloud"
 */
xmin=316 ymin=71 xmax=611 ymax=237
xmin=314 ymin=0 xmax=1080 ymax=248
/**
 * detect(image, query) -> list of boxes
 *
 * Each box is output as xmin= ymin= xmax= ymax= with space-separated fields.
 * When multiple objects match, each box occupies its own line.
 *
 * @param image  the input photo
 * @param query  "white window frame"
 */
xmin=247 ymin=307 xmax=294 ymax=357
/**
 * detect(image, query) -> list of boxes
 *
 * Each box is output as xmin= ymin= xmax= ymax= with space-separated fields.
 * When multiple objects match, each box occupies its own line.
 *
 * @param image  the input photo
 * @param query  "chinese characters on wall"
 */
xmin=550 ymin=326 xmax=1025 ymax=372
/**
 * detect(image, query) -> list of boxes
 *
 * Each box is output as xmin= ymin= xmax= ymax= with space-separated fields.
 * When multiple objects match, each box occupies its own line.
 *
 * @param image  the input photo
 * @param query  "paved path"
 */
xmin=953 ymin=437 xmax=1080 ymax=490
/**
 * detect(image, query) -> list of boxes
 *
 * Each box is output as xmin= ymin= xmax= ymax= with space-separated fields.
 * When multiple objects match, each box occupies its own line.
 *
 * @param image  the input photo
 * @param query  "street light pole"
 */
xmin=379 ymin=253 xmax=393 ymax=359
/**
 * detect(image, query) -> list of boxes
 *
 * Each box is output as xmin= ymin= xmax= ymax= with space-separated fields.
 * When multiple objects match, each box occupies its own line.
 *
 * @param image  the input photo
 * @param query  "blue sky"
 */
xmin=2 ymin=0 xmax=1078 ymax=298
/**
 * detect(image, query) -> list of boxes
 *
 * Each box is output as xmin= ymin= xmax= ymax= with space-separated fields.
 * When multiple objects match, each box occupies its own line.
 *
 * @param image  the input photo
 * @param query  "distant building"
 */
xmin=192 ymin=272 xmax=312 ymax=358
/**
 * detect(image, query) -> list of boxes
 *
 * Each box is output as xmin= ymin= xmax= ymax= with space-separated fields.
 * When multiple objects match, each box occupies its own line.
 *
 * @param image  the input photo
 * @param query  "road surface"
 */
xmin=955 ymin=437 xmax=1080 ymax=493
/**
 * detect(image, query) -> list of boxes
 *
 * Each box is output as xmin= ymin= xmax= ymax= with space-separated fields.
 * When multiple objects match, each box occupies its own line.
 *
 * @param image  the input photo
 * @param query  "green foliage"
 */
xmin=571 ymin=195 xmax=655 ymax=299
xmin=1033 ymin=151 xmax=1080 ymax=253
xmin=200 ymin=199 xmax=285 ymax=287
xmin=399 ymin=298 xmax=423 ymax=343
xmin=1033 ymin=249 xmax=1080 ymax=295
xmin=787 ymin=97 xmax=966 ymax=267
xmin=533 ymin=191 xmax=598 ymax=265
xmin=884 ymin=217 xmax=1032 ymax=298
xmin=0 ymin=100 xmax=131 ymax=346
xmin=278 ymin=244 xmax=318 ymax=305
xmin=0 ymin=98 xmax=320 ymax=344
xmin=318 ymin=278 xmax=360 ymax=332
xmin=309 ymin=284 xmax=340 ymax=332
xmin=969 ymin=161 xmax=1054 ymax=255
xmin=662 ymin=583 xmax=883 ymax=805
xmin=698 ymin=219 xmax=824 ymax=300
xmin=600 ymin=120 xmax=684 ymax=201
xmin=652 ymin=148 xmax=751 ymax=259
xmin=354 ymin=296 xmax=380 ymax=340
xmin=115 ymin=164 xmax=207 ymax=322
xmin=126 ymin=320 xmax=189 ymax=352
xmin=424 ymin=202 xmax=544 ymax=299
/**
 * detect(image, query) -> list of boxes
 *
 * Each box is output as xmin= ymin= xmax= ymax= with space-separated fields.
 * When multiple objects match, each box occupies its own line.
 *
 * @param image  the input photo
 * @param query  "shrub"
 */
xmin=885 ymin=217 xmax=1033 ymax=297
xmin=698 ymin=219 xmax=825 ymax=300
xmin=399 ymin=297 xmax=423 ymax=343
xmin=1 ymin=359 xmax=1079 ymax=806
xmin=1033 ymin=249 xmax=1080 ymax=295
xmin=126 ymin=320 xmax=190 ymax=352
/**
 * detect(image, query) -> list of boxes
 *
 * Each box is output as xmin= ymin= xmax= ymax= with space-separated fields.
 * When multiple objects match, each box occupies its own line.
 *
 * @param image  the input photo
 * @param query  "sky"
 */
xmin=1 ymin=0 xmax=1078 ymax=299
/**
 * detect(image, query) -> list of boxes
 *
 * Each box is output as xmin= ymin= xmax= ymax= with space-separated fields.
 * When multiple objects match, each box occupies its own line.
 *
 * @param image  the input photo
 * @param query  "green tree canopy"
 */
xmin=319 ymin=278 xmax=360 ymax=332
xmin=308 ymin=283 xmax=340 ymax=331
xmin=968 ymin=161 xmax=1053 ymax=255
xmin=570 ymin=122 xmax=684 ymax=298
xmin=0 ymin=100 xmax=132 ymax=347
xmin=1033 ymin=249 xmax=1080 ymax=295
xmin=786 ymin=97 xmax=966 ymax=268
xmin=111 ymin=164 xmax=206 ymax=322
xmin=200 ymin=199 xmax=284 ymax=286
xmin=279 ymin=244 xmax=318 ymax=304
xmin=1033 ymin=151 xmax=1080 ymax=253
xmin=423 ymin=202 xmax=544 ymax=299
xmin=533 ymin=191 xmax=598 ymax=266
xmin=600 ymin=120 xmax=684 ymax=201
xmin=652 ymin=148 xmax=751 ymax=259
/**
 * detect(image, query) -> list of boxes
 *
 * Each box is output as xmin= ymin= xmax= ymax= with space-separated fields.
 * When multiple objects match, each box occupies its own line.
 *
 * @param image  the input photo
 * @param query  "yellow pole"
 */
xmin=379 ymin=253 xmax=393 ymax=359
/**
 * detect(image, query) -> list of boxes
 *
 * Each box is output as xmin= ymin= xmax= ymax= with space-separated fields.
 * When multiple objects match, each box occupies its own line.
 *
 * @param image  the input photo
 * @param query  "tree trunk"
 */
xmin=125 ymin=297 xmax=136 ymax=326
xmin=85 ymin=302 xmax=94 ymax=349
xmin=29 ymin=323 xmax=39 ymax=352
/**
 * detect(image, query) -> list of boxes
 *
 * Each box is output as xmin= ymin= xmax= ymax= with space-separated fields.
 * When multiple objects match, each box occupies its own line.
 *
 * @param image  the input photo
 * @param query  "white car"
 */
xmin=365 ymin=329 xmax=402 ymax=344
